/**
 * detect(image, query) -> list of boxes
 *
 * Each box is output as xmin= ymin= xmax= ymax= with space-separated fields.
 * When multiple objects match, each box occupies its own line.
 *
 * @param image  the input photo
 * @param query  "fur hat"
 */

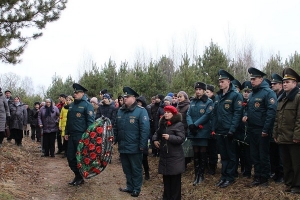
xmin=164 ymin=96 xmax=172 ymax=102
xmin=164 ymin=105 xmax=178 ymax=115
xmin=206 ymin=85 xmax=215 ymax=92
xmin=194 ymin=82 xmax=206 ymax=90
xmin=90 ymin=97 xmax=98 ymax=104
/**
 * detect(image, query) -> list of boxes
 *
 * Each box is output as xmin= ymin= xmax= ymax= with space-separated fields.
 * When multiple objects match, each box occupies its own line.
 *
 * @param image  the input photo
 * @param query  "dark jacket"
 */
xmin=213 ymin=83 xmax=243 ymax=134
xmin=187 ymin=94 xmax=213 ymax=139
xmin=150 ymin=102 xmax=160 ymax=133
xmin=9 ymin=102 xmax=27 ymax=130
xmin=114 ymin=101 xmax=150 ymax=154
xmin=154 ymin=101 xmax=166 ymax=130
xmin=96 ymin=101 xmax=116 ymax=125
xmin=245 ymin=80 xmax=277 ymax=134
xmin=65 ymin=95 xmax=95 ymax=136
xmin=273 ymin=87 xmax=300 ymax=144
xmin=38 ymin=105 xmax=60 ymax=133
xmin=152 ymin=113 xmax=185 ymax=175
xmin=30 ymin=108 xmax=39 ymax=127
xmin=176 ymin=99 xmax=190 ymax=135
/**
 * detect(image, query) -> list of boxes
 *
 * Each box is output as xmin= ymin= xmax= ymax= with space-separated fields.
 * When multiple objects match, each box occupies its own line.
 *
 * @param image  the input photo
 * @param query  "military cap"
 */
xmin=218 ymin=69 xmax=235 ymax=81
xmin=282 ymin=67 xmax=300 ymax=82
xmin=271 ymin=73 xmax=283 ymax=83
xmin=123 ymin=86 xmax=139 ymax=97
xmin=231 ymin=79 xmax=242 ymax=90
xmin=248 ymin=67 xmax=266 ymax=78
xmin=194 ymin=82 xmax=206 ymax=90
xmin=241 ymin=81 xmax=252 ymax=91
xmin=264 ymin=78 xmax=272 ymax=88
xmin=206 ymin=84 xmax=215 ymax=92
xmin=73 ymin=83 xmax=88 ymax=93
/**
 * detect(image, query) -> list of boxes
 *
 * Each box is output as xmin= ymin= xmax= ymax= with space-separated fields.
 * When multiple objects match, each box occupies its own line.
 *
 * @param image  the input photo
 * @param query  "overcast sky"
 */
xmin=1 ymin=0 xmax=300 ymax=93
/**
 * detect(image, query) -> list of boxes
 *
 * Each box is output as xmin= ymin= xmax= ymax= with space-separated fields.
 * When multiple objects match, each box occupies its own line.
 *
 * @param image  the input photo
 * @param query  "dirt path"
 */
xmin=1 ymin=136 xmax=300 ymax=200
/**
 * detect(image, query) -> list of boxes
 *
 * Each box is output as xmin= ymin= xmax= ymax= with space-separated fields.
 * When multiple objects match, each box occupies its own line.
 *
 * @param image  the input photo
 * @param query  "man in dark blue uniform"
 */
xmin=114 ymin=87 xmax=150 ymax=197
xmin=270 ymin=73 xmax=284 ymax=183
xmin=213 ymin=69 xmax=243 ymax=188
xmin=243 ymin=68 xmax=277 ymax=187
xmin=65 ymin=83 xmax=94 ymax=186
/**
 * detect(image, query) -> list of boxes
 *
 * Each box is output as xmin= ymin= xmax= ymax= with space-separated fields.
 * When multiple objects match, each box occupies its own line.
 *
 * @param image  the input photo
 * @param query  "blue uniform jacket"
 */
xmin=245 ymin=80 xmax=277 ymax=134
xmin=186 ymin=94 xmax=213 ymax=139
xmin=65 ymin=95 xmax=95 ymax=136
xmin=114 ymin=102 xmax=150 ymax=154
xmin=212 ymin=83 xmax=243 ymax=134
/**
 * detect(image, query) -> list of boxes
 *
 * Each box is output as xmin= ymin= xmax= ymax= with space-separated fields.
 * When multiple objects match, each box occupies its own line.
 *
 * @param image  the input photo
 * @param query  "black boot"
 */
xmin=193 ymin=159 xmax=200 ymax=186
xmin=198 ymin=152 xmax=207 ymax=183
xmin=145 ymin=170 xmax=150 ymax=180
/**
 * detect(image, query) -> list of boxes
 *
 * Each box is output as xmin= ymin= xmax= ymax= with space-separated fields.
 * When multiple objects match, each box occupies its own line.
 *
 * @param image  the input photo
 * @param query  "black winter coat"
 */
xmin=96 ymin=102 xmax=116 ymax=125
xmin=153 ymin=113 xmax=185 ymax=175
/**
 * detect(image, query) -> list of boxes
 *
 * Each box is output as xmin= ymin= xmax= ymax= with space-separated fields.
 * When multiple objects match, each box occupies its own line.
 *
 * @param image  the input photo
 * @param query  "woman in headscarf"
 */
xmin=38 ymin=98 xmax=60 ymax=157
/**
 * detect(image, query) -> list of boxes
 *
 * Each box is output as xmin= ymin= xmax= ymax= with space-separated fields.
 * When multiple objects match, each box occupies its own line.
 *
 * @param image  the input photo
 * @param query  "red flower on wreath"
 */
xmin=84 ymin=158 xmax=90 ymax=165
xmin=77 ymin=163 xmax=82 ymax=169
xmin=96 ymin=146 xmax=102 ymax=154
xmin=89 ymin=143 xmax=95 ymax=151
xmin=90 ymin=131 xmax=97 ymax=138
xmin=198 ymin=125 xmax=203 ymax=129
xmin=167 ymin=121 xmax=171 ymax=126
xmin=96 ymin=137 xmax=103 ymax=144
xmin=96 ymin=127 xmax=103 ymax=134
xmin=242 ymin=102 xmax=247 ymax=107
xmin=79 ymin=139 xmax=83 ymax=143
xmin=102 ymin=161 xmax=108 ymax=167
xmin=108 ymin=136 xmax=114 ymax=142
xmin=90 ymin=152 xmax=97 ymax=160
xmin=83 ymin=171 xmax=89 ymax=178
xmin=107 ymin=125 xmax=112 ymax=131
xmin=84 ymin=139 xmax=89 ymax=146
xmin=92 ymin=168 xmax=101 ymax=174
xmin=83 ymin=148 xmax=88 ymax=156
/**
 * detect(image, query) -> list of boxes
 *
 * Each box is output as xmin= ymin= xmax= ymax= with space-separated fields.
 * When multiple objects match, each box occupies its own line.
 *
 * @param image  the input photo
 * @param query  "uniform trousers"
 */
xmin=67 ymin=134 xmax=82 ymax=176
xmin=249 ymin=127 xmax=270 ymax=179
xmin=120 ymin=153 xmax=143 ymax=193
xmin=280 ymin=144 xmax=300 ymax=188
xmin=216 ymin=134 xmax=236 ymax=182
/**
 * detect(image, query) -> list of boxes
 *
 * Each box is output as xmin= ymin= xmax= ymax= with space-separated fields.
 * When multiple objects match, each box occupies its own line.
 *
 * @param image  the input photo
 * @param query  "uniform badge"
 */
xmin=209 ymin=106 xmax=213 ymax=111
xmin=255 ymin=102 xmax=260 ymax=108
xmin=238 ymin=100 xmax=242 ymax=106
xmin=76 ymin=113 xmax=81 ymax=117
xmin=130 ymin=119 xmax=135 ymax=124
xmin=143 ymin=116 xmax=148 ymax=121
xmin=269 ymin=98 xmax=275 ymax=104
xmin=224 ymin=104 xmax=230 ymax=109
xmin=89 ymin=111 xmax=93 ymax=116
xmin=200 ymin=109 xmax=205 ymax=114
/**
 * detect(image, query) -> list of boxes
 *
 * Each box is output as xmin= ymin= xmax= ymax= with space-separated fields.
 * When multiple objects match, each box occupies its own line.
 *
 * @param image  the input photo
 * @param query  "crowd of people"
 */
xmin=0 ymin=66 xmax=300 ymax=199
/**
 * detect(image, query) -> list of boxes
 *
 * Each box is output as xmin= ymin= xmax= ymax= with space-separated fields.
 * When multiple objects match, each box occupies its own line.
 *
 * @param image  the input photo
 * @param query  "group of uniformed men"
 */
xmin=65 ymin=66 xmax=300 ymax=197
xmin=211 ymin=67 xmax=300 ymax=194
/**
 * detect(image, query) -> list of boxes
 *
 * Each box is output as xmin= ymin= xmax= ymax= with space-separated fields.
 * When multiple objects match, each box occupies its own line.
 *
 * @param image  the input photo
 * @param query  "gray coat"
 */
xmin=153 ymin=113 xmax=185 ymax=175
xmin=9 ymin=102 xmax=27 ymax=130
xmin=38 ymin=105 xmax=60 ymax=133
xmin=0 ymin=93 xmax=10 ymax=131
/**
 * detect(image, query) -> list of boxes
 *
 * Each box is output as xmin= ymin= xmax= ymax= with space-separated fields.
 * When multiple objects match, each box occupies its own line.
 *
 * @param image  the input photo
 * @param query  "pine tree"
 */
xmin=263 ymin=54 xmax=284 ymax=78
xmin=0 ymin=0 xmax=67 ymax=64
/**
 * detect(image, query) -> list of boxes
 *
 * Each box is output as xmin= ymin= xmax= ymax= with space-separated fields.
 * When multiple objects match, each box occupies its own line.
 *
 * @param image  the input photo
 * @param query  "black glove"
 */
xmin=227 ymin=132 xmax=234 ymax=140
xmin=189 ymin=124 xmax=198 ymax=134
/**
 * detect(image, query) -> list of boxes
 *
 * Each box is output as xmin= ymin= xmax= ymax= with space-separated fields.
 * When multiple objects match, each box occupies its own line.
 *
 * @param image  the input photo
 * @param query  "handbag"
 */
xmin=182 ymin=138 xmax=194 ymax=157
